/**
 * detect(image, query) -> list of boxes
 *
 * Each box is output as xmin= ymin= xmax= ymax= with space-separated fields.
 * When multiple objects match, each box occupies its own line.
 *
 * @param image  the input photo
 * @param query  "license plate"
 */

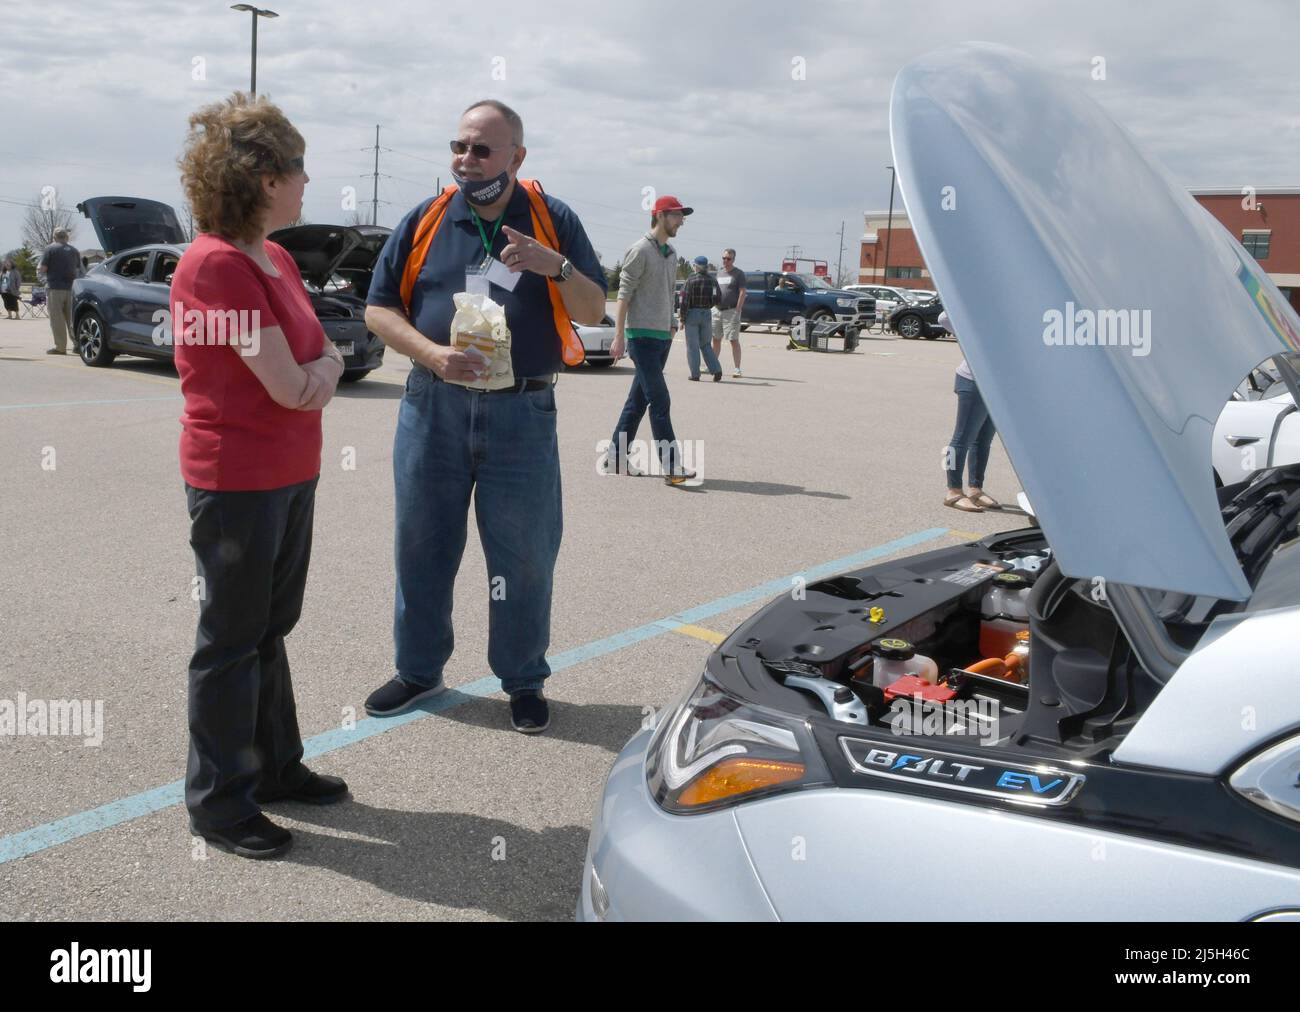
xmin=336 ymin=342 xmax=354 ymax=356
xmin=600 ymin=337 xmax=612 ymax=351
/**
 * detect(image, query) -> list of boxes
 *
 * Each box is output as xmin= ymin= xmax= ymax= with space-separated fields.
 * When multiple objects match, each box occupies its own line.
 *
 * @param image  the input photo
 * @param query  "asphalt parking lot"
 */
xmin=0 ymin=317 xmax=1025 ymax=921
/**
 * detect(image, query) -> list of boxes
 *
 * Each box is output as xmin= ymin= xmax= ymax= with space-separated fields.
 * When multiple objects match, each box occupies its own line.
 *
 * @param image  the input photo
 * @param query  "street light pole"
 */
xmin=883 ymin=165 xmax=896 ymax=286
xmin=230 ymin=5 xmax=279 ymax=96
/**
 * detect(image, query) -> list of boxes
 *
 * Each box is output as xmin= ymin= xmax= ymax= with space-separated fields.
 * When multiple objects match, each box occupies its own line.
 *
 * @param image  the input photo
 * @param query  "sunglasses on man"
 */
xmin=450 ymin=140 xmax=518 ymax=159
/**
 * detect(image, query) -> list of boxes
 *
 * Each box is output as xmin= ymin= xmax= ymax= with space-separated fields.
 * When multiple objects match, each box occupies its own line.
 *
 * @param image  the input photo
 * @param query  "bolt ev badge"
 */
xmin=839 ymin=740 xmax=1085 ymax=807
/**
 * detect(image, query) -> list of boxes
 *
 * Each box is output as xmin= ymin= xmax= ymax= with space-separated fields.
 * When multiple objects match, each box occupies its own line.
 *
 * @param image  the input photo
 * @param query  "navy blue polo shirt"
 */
xmin=368 ymin=183 xmax=604 ymax=377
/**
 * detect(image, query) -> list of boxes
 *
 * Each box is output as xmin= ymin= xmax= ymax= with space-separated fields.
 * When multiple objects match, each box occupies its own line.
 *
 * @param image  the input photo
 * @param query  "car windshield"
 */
xmin=797 ymin=274 xmax=834 ymax=289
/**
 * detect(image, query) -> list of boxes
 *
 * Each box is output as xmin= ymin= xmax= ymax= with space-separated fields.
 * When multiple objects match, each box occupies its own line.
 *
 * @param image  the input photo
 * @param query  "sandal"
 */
xmin=968 ymin=491 xmax=1001 ymax=509
xmin=944 ymin=494 xmax=984 ymax=513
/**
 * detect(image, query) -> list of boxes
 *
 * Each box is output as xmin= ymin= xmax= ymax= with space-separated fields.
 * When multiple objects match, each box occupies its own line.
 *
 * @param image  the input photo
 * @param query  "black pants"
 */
xmin=184 ymin=477 xmax=317 ymax=831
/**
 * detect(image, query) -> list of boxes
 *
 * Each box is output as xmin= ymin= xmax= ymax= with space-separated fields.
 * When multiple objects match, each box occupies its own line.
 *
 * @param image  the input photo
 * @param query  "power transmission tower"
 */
xmin=371 ymin=125 xmax=381 ymax=226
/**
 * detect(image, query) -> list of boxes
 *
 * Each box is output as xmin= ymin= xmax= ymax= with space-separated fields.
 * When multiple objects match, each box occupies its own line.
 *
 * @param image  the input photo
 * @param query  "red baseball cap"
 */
xmin=652 ymin=195 xmax=694 ymax=216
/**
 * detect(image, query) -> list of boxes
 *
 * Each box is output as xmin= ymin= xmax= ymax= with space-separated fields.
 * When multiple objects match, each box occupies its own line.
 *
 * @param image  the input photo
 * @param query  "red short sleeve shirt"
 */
xmin=171 ymin=234 xmax=325 ymax=491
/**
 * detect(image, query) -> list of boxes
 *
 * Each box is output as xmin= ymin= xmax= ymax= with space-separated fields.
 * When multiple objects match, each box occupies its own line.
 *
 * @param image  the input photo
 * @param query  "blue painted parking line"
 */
xmin=0 ymin=526 xmax=948 ymax=865
xmin=0 ymin=395 xmax=182 ymax=411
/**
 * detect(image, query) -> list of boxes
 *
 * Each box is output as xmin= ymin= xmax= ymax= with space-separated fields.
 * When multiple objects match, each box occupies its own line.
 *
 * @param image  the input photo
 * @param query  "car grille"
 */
xmin=313 ymin=297 xmax=354 ymax=320
xmin=856 ymin=299 xmax=874 ymax=314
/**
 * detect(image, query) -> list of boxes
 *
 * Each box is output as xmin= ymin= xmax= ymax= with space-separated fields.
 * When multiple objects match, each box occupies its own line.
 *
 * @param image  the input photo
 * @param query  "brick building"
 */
xmin=1190 ymin=188 xmax=1300 ymax=312
xmin=858 ymin=211 xmax=931 ymax=292
xmin=859 ymin=189 xmax=1300 ymax=311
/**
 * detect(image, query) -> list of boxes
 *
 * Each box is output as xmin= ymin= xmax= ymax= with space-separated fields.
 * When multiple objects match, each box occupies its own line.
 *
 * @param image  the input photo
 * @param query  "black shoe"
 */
xmin=192 ymin=813 xmax=292 ymax=860
xmin=712 ymin=372 xmax=722 ymax=382
xmin=256 ymin=771 xmax=350 ymax=806
xmin=364 ymin=677 xmax=445 ymax=716
xmin=688 ymin=375 xmax=700 ymax=381
xmin=509 ymin=691 xmax=550 ymax=734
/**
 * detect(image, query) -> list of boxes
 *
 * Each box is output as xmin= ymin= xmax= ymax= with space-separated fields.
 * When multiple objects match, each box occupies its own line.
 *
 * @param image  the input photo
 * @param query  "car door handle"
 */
xmin=1224 ymin=435 xmax=1261 ymax=447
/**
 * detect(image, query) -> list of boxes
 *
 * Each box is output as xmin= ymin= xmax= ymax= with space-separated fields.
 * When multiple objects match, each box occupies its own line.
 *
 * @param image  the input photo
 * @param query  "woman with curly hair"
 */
xmin=173 ymin=92 xmax=348 ymax=859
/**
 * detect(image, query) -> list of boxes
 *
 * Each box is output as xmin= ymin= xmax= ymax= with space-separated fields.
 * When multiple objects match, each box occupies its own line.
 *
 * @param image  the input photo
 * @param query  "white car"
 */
xmin=1212 ymin=356 xmax=1300 ymax=485
xmin=843 ymin=284 xmax=919 ymax=319
xmin=572 ymin=312 xmax=618 ymax=368
xmin=579 ymin=43 xmax=1300 ymax=922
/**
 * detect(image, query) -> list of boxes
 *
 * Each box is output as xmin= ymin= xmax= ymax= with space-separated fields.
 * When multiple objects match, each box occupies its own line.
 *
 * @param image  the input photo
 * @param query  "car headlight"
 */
xmin=836 ymin=298 xmax=853 ymax=308
xmin=646 ymin=674 xmax=831 ymax=814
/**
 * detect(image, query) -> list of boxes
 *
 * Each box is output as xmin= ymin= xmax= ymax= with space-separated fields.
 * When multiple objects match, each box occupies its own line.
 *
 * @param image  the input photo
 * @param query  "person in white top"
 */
xmin=939 ymin=310 xmax=1000 ymax=512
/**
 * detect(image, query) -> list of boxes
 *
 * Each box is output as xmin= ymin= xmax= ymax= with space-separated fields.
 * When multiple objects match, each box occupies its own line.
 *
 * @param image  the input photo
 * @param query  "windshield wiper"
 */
xmin=1222 ymin=469 xmax=1300 ymax=587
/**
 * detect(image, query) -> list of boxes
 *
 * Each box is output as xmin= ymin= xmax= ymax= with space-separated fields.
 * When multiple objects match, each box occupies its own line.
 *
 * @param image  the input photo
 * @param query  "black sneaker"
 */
xmin=509 ymin=691 xmax=550 ymax=734
xmin=688 ymin=375 xmax=700 ymax=381
xmin=192 ymin=813 xmax=292 ymax=860
xmin=712 ymin=372 xmax=722 ymax=382
xmin=364 ymin=677 xmax=445 ymax=717
xmin=256 ymin=771 xmax=349 ymax=806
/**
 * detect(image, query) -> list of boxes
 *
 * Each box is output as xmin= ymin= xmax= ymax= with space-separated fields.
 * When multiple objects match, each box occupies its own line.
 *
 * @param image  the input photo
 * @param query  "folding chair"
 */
xmin=21 ymin=286 xmax=48 ymax=318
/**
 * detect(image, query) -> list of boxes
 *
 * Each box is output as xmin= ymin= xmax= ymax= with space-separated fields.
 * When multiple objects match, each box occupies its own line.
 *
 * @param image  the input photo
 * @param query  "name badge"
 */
xmin=484 ymin=256 xmax=521 ymax=292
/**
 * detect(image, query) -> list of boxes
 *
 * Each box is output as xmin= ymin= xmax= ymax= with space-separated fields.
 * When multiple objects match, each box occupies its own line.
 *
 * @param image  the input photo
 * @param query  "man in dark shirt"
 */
xmin=361 ymin=99 xmax=606 ymax=735
xmin=712 ymin=247 xmax=747 ymax=376
xmin=38 ymin=229 xmax=83 ymax=355
xmin=679 ymin=256 xmax=723 ymax=381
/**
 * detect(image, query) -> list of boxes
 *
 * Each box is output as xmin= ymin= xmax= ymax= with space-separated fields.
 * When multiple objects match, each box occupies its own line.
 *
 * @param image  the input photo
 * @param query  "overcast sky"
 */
xmin=2 ymin=0 xmax=1297 ymax=272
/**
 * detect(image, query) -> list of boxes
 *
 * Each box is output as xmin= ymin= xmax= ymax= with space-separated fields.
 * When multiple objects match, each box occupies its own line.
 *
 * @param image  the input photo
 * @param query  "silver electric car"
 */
xmin=578 ymin=43 xmax=1300 ymax=922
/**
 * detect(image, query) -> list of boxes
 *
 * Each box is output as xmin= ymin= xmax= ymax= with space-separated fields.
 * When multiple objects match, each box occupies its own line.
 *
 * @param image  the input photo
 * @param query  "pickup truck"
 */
xmin=740 ymin=271 xmax=875 ymax=330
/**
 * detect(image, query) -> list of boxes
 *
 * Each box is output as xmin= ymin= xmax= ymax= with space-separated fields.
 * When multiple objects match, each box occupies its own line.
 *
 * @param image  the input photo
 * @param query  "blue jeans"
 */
xmin=393 ymin=368 xmax=562 ymax=695
xmin=683 ymin=308 xmax=721 ymax=378
xmin=611 ymin=337 xmax=680 ymax=470
xmin=946 ymin=373 xmax=996 ymax=488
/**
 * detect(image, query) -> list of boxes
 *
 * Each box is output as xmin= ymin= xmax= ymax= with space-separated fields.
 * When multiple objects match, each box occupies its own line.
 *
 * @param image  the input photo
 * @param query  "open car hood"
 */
xmin=76 ymin=196 xmax=186 ymax=255
xmin=267 ymin=223 xmax=391 ymax=291
xmin=890 ymin=43 xmax=1300 ymax=601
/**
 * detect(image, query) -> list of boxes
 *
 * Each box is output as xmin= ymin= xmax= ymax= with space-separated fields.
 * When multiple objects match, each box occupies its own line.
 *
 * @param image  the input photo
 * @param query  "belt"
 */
xmin=412 ymin=361 xmax=553 ymax=393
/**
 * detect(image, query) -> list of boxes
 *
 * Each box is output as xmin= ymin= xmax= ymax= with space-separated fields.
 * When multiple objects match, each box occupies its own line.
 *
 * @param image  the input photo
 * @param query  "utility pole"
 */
xmin=371 ymin=125 xmax=380 ymax=225
xmin=883 ymin=165 xmax=897 ymax=284
xmin=837 ymin=220 xmax=845 ymax=284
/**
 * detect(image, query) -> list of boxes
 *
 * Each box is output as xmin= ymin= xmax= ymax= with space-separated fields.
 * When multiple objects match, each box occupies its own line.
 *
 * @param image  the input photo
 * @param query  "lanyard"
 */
xmin=470 ymin=210 xmax=505 ymax=261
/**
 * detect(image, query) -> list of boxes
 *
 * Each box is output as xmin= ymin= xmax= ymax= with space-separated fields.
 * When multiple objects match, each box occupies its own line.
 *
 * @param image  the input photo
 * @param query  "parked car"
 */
xmin=573 ymin=310 xmax=618 ymax=368
xmin=579 ymin=43 xmax=1300 ymax=921
xmin=740 ymin=271 xmax=874 ymax=331
xmin=70 ymin=196 xmax=388 ymax=381
xmin=843 ymin=284 xmax=923 ymax=319
xmin=889 ymin=296 xmax=948 ymax=338
xmin=1211 ymin=354 xmax=1300 ymax=486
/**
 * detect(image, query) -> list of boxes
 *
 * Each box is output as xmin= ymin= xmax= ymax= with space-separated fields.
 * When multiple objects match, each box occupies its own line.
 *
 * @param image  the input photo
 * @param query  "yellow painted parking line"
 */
xmin=671 ymin=624 xmax=727 ymax=645
xmin=947 ymin=529 xmax=984 ymax=541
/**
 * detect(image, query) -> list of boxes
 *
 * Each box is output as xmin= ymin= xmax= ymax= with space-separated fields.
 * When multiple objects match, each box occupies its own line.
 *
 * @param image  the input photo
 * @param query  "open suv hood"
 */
xmin=891 ymin=43 xmax=1300 ymax=601
xmin=76 ymin=196 xmax=186 ymax=255
xmin=268 ymin=223 xmax=391 ymax=291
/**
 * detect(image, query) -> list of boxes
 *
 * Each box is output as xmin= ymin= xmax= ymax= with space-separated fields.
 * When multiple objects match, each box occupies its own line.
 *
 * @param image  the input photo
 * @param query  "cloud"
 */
xmin=2 ymin=0 xmax=1296 ymax=271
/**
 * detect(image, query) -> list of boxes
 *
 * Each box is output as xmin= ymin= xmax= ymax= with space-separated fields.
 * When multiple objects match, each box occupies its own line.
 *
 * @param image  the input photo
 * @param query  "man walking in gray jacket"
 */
xmin=37 ymin=229 xmax=83 ymax=355
xmin=607 ymin=195 xmax=696 ymax=485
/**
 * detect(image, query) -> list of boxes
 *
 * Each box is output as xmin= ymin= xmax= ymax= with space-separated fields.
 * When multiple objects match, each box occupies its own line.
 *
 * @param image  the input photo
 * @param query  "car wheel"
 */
xmin=808 ymin=309 xmax=834 ymax=325
xmin=586 ymin=358 xmax=617 ymax=369
xmin=340 ymin=369 xmax=372 ymax=382
xmin=76 ymin=310 xmax=115 ymax=366
xmin=895 ymin=313 xmax=923 ymax=339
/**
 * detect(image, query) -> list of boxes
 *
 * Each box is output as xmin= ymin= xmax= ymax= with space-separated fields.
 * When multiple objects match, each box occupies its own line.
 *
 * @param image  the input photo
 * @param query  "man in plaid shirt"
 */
xmin=679 ymin=255 xmax=724 ymax=381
